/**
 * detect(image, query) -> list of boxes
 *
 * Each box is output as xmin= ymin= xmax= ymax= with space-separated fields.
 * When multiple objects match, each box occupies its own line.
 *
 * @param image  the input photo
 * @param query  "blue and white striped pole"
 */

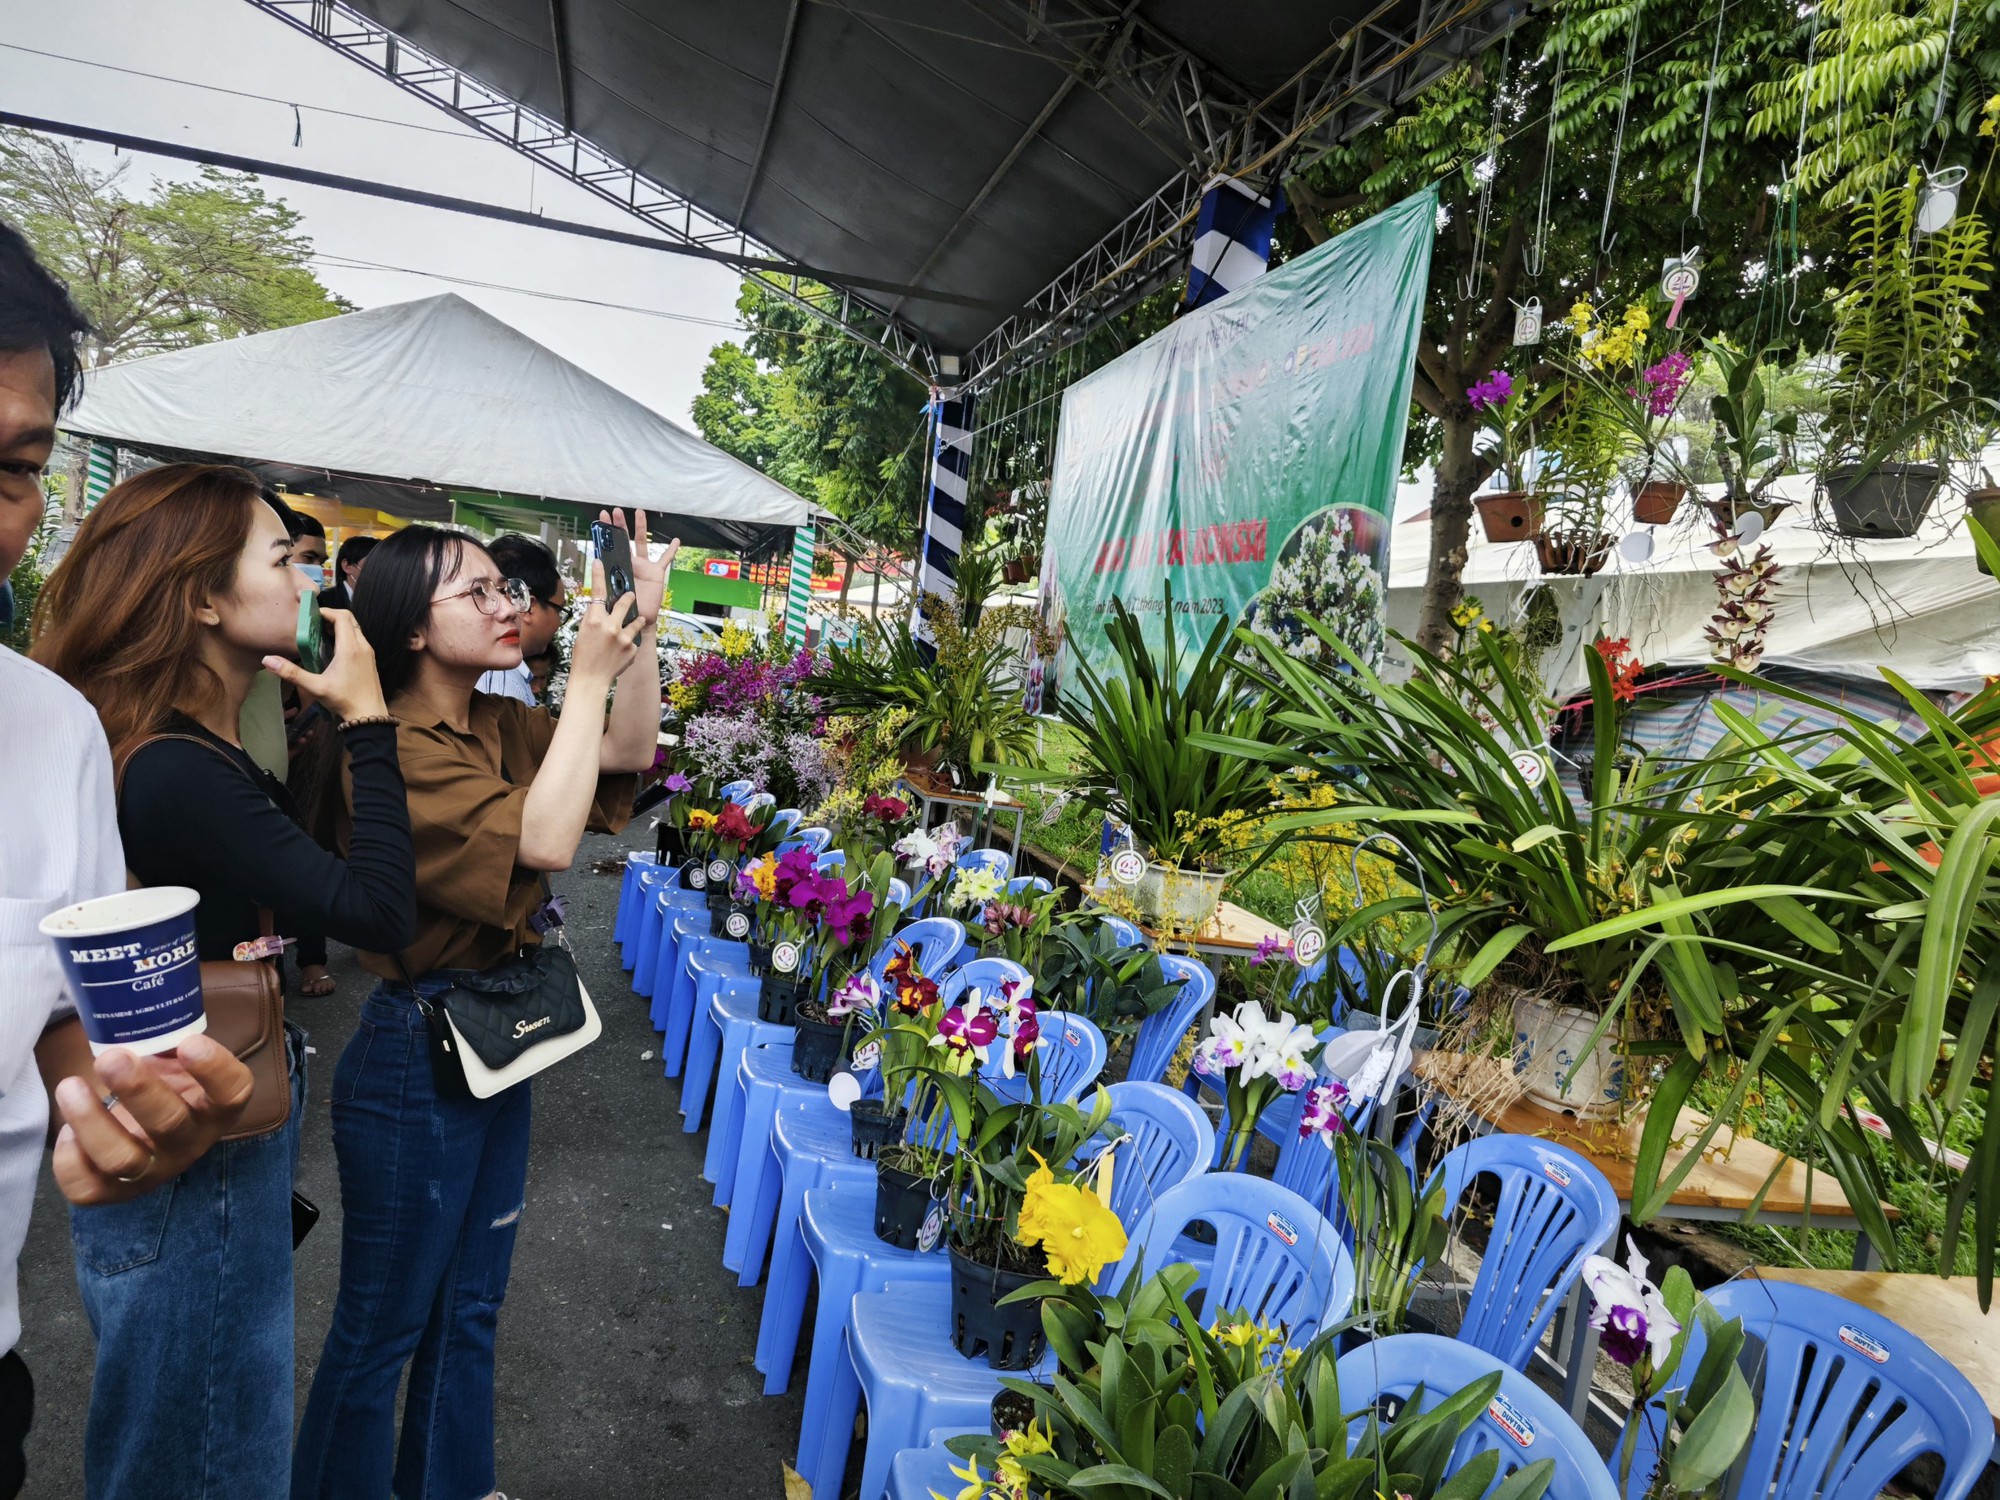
xmin=911 ymin=381 xmax=975 ymax=649
xmin=1183 ymin=176 xmax=1282 ymax=312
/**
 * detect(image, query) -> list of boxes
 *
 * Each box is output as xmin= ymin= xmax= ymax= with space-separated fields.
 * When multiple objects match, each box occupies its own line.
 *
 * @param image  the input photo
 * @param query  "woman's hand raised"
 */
xmin=262 ymin=608 xmax=390 ymax=723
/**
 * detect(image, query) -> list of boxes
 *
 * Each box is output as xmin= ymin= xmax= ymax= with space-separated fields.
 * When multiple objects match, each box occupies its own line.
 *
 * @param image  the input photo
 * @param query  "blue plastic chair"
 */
xmin=790 ymin=824 xmax=833 ymax=855
xmin=957 ymin=846 xmax=1013 ymax=881
xmin=1428 ymin=1135 xmax=1619 ymax=1371
xmin=1126 ymin=953 xmax=1213 ymax=1086
xmin=716 ymin=918 xmax=969 ymax=1268
xmin=768 ymin=806 xmax=803 ymax=838
xmin=1001 ymin=874 xmax=1051 ymax=897
xmin=809 ymin=1080 xmax=1210 ymax=1500
xmin=629 ymin=867 xmax=704 ymax=991
xmin=720 ymin=778 xmax=756 ymax=803
xmin=656 ymin=830 xmax=836 ymax=1074
xmin=1624 ymin=1281 xmax=1994 ymax=1500
xmin=614 ymin=849 xmax=663 ymax=950
xmin=741 ymin=790 xmax=777 ymax=819
xmin=1335 ymin=1334 xmax=1618 ymax=1500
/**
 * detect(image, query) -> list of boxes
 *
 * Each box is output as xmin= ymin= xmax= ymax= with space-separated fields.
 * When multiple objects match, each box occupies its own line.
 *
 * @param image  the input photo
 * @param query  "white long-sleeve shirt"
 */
xmin=0 ymin=645 xmax=126 ymax=1356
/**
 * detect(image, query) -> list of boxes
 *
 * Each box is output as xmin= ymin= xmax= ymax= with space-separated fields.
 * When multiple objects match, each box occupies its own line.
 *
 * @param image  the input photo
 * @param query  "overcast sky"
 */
xmin=1 ymin=0 xmax=747 ymax=424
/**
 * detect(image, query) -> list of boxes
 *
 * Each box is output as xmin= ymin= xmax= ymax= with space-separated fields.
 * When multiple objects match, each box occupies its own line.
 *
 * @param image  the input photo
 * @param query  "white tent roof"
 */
xmin=1381 ymin=470 xmax=2000 ymax=695
xmin=64 ymin=294 xmax=807 ymax=548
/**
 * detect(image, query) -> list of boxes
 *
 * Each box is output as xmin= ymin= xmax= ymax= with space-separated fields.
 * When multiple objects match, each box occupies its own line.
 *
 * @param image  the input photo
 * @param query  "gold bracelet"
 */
xmin=337 ymin=714 xmax=397 ymax=732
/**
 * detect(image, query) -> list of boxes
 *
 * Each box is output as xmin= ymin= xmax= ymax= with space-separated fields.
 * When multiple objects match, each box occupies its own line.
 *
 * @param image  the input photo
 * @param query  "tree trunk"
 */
xmin=1415 ymin=406 xmax=1481 ymax=655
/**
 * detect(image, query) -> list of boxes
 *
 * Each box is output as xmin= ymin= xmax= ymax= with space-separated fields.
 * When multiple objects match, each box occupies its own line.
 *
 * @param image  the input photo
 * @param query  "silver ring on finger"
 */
xmin=114 ymin=1149 xmax=158 ymax=1186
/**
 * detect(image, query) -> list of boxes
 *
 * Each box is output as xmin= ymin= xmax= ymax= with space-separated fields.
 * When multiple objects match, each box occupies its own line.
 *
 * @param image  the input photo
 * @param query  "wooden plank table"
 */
xmin=896 ymin=768 xmax=1029 ymax=863
xmin=1414 ymin=1052 xmax=1899 ymax=1416
xmin=1751 ymin=1269 xmax=2000 ymax=1435
xmin=1082 ymin=886 xmax=1288 ymax=960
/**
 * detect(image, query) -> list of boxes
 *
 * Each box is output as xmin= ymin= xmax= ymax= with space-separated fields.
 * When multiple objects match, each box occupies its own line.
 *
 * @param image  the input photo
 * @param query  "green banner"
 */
xmin=1038 ymin=187 xmax=1436 ymax=684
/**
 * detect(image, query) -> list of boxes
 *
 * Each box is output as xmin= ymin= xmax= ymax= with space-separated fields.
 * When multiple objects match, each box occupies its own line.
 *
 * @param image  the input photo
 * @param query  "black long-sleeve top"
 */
xmin=119 ymin=717 xmax=416 ymax=962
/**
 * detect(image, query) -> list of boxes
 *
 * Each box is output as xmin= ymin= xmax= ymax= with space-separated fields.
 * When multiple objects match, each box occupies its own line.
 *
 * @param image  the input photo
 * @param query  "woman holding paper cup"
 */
xmin=292 ymin=516 xmax=668 ymax=1500
xmin=31 ymin=464 xmax=416 ymax=1500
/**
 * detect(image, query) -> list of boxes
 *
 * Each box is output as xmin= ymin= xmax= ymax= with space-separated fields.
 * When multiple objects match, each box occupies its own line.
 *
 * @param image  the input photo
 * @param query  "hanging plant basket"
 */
xmin=1535 ymin=532 xmax=1613 ymax=577
xmin=1706 ymin=495 xmax=1791 ymax=529
xmin=1475 ymin=491 xmax=1543 ymax=544
xmin=1001 ymin=555 xmax=1040 ymax=585
xmin=1632 ymin=480 xmax=1688 ymax=526
xmin=1821 ymin=463 xmax=1942 ymax=539
xmin=874 ymin=1161 xmax=940 ymax=1249
xmin=849 ymin=1098 xmax=905 ymax=1160
xmin=790 ymin=1005 xmax=848 ymax=1083
xmin=948 ymin=1244 xmax=1050 ymax=1369
xmin=1966 ymin=488 xmax=2000 ymax=576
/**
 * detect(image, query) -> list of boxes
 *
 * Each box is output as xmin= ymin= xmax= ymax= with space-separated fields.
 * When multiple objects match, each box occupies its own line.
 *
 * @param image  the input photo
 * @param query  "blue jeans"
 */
xmin=70 ymin=1023 xmax=308 ymax=1500
xmin=292 ymin=981 xmax=532 ymax=1500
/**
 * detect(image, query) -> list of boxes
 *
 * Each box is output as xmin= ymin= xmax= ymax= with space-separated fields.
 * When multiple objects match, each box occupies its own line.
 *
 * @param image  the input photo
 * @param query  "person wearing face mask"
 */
xmin=292 ymin=515 xmax=670 ymax=1500
xmin=30 ymin=463 xmax=417 ymax=1500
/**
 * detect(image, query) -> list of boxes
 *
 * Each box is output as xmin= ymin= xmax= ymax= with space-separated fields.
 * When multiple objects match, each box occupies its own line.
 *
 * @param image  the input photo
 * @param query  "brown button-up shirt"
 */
xmin=345 ymin=694 xmax=636 ymax=979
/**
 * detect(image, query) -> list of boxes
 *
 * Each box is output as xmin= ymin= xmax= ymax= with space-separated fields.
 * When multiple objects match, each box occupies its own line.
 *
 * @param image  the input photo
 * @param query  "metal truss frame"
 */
xmin=964 ymin=0 xmax=1532 ymax=391
xmin=243 ymin=0 xmax=941 ymax=380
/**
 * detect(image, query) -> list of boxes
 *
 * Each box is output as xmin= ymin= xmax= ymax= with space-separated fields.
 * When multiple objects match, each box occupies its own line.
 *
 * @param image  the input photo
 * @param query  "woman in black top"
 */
xmin=32 ymin=464 xmax=415 ymax=1500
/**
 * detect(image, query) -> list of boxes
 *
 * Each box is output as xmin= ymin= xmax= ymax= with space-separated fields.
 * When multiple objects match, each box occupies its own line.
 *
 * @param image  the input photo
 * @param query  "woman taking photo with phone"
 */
xmin=293 ymin=511 xmax=672 ymax=1500
xmin=30 ymin=463 xmax=417 ymax=1499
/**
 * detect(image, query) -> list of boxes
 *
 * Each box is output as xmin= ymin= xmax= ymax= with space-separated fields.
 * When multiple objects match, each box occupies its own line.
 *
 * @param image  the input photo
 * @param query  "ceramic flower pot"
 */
xmin=1821 ymin=463 xmax=1942 ymax=539
xmin=849 ymin=1099 xmax=905 ymax=1160
xmin=790 ymin=1012 xmax=848 ymax=1083
xmin=1001 ymin=555 xmax=1040 ymax=585
xmin=1535 ymin=533 xmax=1613 ymax=577
xmin=948 ymin=1245 xmax=1049 ymax=1369
xmin=1632 ymin=480 xmax=1687 ymax=526
xmin=1510 ymin=994 xmax=1623 ymax=1117
xmin=1134 ymin=863 xmax=1224 ymax=932
xmin=1475 ymin=490 xmax=1543 ymax=544
xmin=874 ymin=1162 xmax=939 ymax=1250
xmin=1968 ymin=490 xmax=2000 ymax=576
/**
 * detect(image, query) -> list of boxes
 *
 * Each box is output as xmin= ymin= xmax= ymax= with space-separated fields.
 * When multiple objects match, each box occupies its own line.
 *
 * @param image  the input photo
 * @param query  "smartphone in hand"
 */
xmin=590 ymin=518 xmax=639 ymax=626
xmin=295 ymin=590 xmax=326 ymax=672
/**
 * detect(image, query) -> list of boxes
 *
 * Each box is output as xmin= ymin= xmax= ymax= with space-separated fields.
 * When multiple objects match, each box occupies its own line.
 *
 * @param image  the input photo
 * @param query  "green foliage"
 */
xmin=1697 ymin=340 xmax=1801 ymax=507
xmin=1001 ymin=589 xmax=1287 ymax=871
xmin=691 ymin=278 xmax=930 ymax=546
xmin=1037 ymin=920 xmax=1189 ymax=1038
xmin=0 ymin=130 xmax=349 ymax=365
xmin=807 ymin=610 xmax=1037 ymax=785
xmin=1614 ymin=1268 xmax=1755 ymax=1500
xmin=1338 ymin=1133 xmax=1451 ymax=1335
xmin=949 ymin=1266 xmax=1557 ymax=1500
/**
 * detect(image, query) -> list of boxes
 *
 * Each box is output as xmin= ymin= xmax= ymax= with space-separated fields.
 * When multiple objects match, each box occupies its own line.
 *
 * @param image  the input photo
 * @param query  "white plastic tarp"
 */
xmin=63 ymin=293 xmax=807 ymax=532
xmin=1381 ymin=471 xmax=2000 ymax=695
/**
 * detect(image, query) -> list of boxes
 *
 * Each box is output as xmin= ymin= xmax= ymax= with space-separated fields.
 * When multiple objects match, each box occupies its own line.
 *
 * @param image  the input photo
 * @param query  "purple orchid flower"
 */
xmin=662 ymin=771 xmax=692 ymax=794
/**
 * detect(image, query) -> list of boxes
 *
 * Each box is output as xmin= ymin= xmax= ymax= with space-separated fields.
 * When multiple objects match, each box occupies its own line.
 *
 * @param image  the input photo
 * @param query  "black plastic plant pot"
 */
xmin=656 ymin=824 xmax=688 ymax=865
xmin=849 ymin=1099 xmax=905 ymax=1160
xmin=948 ymin=1246 xmax=1049 ymax=1370
xmin=874 ymin=1162 xmax=936 ymax=1250
xmin=791 ymin=1015 xmax=847 ymax=1083
xmin=757 ymin=975 xmax=806 ymax=1026
xmin=1822 ymin=462 xmax=1942 ymax=538
xmin=747 ymin=941 xmax=774 ymax=979
xmin=712 ymin=900 xmax=755 ymax=941
xmin=990 ymin=1385 xmax=1051 ymax=1440
xmin=677 ymin=858 xmax=706 ymax=892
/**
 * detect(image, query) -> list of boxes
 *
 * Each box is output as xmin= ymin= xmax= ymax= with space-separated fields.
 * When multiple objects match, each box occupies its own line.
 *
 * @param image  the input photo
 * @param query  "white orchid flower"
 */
xmin=1579 ymin=1235 xmax=1680 ymax=1369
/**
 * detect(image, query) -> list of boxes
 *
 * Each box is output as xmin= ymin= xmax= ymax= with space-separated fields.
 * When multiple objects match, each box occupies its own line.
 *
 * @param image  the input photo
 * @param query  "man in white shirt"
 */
xmin=0 ymin=219 xmax=250 ymax=1498
xmin=475 ymin=532 xmax=567 ymax=704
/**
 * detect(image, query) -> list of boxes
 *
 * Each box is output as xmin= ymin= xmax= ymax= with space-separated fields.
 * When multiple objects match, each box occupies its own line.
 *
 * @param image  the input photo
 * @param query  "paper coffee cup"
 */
xmin=40 ymin=887 xmax=208 ymax=1056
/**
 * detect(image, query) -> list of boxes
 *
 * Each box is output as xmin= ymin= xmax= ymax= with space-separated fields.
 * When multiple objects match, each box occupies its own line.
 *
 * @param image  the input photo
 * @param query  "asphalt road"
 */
xmin=17 ymin=826 xmax=809 ymax=1499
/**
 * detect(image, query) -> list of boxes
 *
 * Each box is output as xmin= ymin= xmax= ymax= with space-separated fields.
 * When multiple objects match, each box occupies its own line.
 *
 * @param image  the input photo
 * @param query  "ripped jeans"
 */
xmin=292 ymin=979 xmax=532 ymax=1500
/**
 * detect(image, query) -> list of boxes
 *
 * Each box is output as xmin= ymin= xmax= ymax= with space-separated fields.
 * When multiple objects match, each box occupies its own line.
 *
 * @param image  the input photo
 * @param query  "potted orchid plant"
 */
xmin=784 ymin=860 xmax=884 ymax=1083
xmin=1469 ymin=366 xmax=1557 ymax=543
xmin=846 ymin=937 xmax=946 ymax=1160
xmin=893 ymin=820 xmax=967 ymax=911
xmin=973 ymin=883 xmax=1064 ymax=974
xmin=1188 ymin=999 xmax=1321 ymax=1171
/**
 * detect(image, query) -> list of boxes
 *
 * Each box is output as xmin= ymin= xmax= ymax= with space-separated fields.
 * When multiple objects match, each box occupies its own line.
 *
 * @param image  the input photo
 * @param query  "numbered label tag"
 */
xmin=916 ymin=1203 xmax=944 ymax=1254
xmin=772 ymin=940 xmax=801 ymax=974
xmin=724 ymin=911 xmax=751 ymax=939
xmin=706 ymin=858 xmax=731 ymax=884
xmin=1110 ymin=848 xmax=1146 ymax=886
xmin=1512 ymin=297 xmax=1543 ymax=346
xmin=851 ymin=1040 xmax=881 ymax=1073
xmin=1289 ymin=922 xmax=1326 ymax=967
xmin=1510 ymin=748 xmax=1548 ymax=788
xmin=826 ymin=1069 xmax=863 ymax=1111
xmin=688 ymin=864 xmax=708 ymax=890
xmin=1660 ymin=251 xmax=1700 ymax=329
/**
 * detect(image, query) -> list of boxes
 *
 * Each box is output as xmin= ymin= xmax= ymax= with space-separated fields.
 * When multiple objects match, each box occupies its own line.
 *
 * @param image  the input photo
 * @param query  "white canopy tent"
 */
xmin=1381 ymin=471 xmax=2000 ymax=697
xmin=63 ymin=293 xmax=808 ymax=552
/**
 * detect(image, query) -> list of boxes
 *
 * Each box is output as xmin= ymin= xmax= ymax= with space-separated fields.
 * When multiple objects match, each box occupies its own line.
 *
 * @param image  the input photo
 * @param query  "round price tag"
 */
xmin=772 ymin=940 xmax=801 ymax=974
xmin=706 ymin=858 xmax=731 ymax=884
xmin=916 ymin=1204 xmax=944 ymax=1254
xmin=724 ymin=911 xmax=750 ymax=939
xmin=851 ymin=1040 xmax=881 ymax=1074
xmin=826 ymin=1070 xmax=863 ymax=1112
xmin=1510 ymin=749 xmax=1548 ymax=788
xmin=687 ymin=862 xmax=707 ymax=890
xmin=1110 ymin=848 xmax=1146 ymax=886
xmin=1290 ymin=923 xmax=1326 ymax=967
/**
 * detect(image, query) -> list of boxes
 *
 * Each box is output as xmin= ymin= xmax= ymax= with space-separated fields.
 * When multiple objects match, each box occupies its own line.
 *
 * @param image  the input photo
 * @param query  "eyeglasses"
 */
xmin=435 ymin=577 xmax=533 ymax=615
